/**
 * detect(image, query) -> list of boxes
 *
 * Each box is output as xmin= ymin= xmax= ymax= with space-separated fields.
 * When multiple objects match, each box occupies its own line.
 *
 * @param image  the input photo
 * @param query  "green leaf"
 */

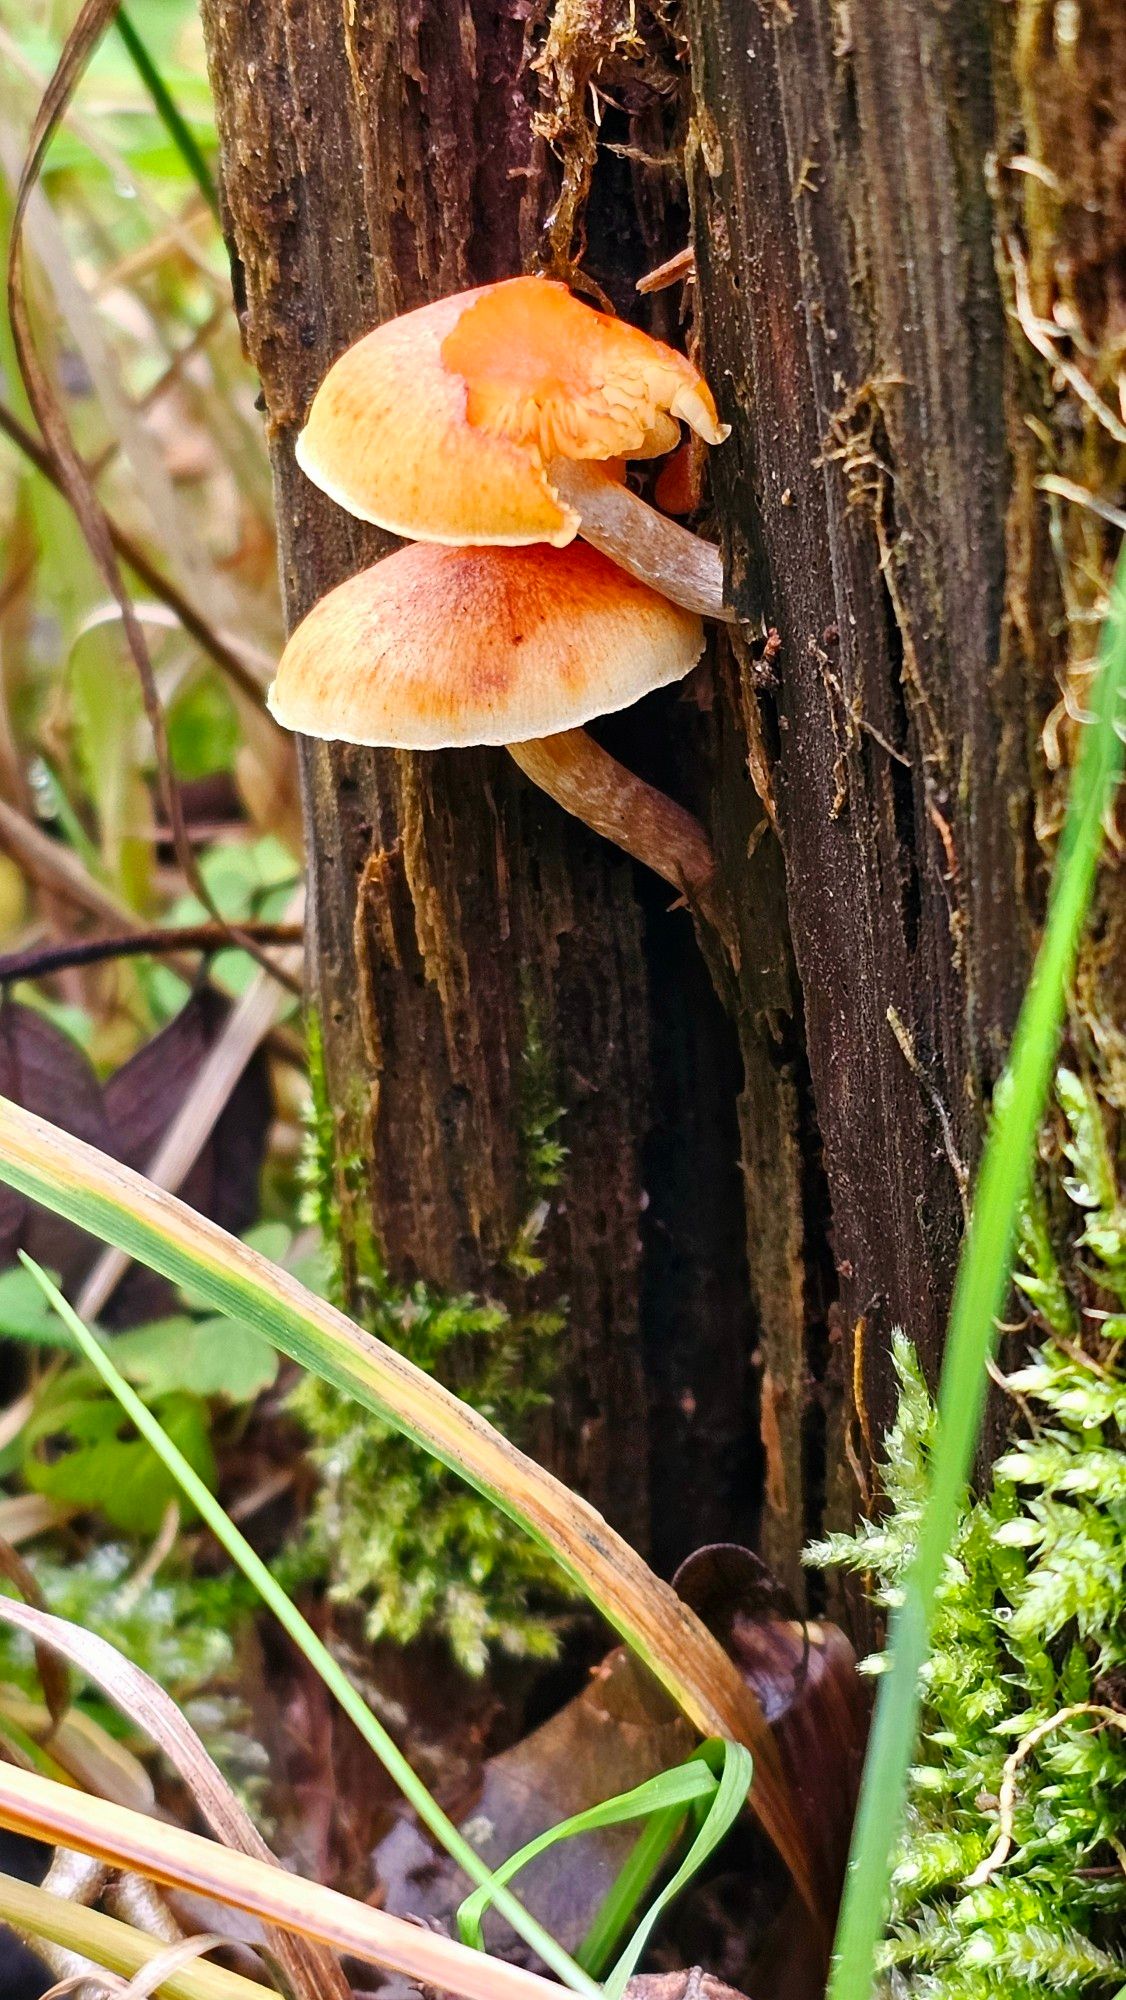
xmin=166 ymin=673 xmax=239 ymax=780
xmin=0 ymin=1266 xmax=75 ymax=1347
xmin=21 ymin=1377 xmax=215 ymax=1535
xmin=111 ymin=1316 xmax=278 ymax=1402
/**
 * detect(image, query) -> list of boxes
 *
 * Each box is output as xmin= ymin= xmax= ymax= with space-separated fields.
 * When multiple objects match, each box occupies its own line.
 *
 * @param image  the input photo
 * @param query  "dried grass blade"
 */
xmin=0 ymin=1597 xmax=350 ymax=2000
xmin=0 ymin=1871 xmax=273 ymax=2000
xmin=0 ymin=1762 xmax=569 ymax=2000
xmin=0 ymin=1094 xmax=817 ymax=1912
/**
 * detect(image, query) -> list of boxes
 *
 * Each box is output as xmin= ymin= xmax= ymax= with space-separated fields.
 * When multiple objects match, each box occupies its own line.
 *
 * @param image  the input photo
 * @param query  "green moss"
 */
xmin=810 ymin=1071 xmax=1126 ymax=1998
xmin=292 ymin=1008 xmax=572 ymax=1676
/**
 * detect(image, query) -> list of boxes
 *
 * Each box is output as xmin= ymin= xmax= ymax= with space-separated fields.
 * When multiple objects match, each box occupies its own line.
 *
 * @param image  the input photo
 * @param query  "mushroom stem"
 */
xmin=508 ymin=728 xmax=728 ymax=939
xmin=547 ymin=458 xmax=735 ymax=623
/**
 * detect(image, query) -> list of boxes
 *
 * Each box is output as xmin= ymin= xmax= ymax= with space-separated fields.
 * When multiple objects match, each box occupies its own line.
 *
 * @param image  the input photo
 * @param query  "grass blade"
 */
xmin=114 ymin=9 xmax=221 ymax=221
xmin=0 ymin=1761 xmax=569 ymax=2000
xmin=576 ymin=1801 xmax=684 ymax=1975
xmin=0 ymin=1870 xmax=270 ymax=2000
xmin=20 ymin=1256 xmax=597 ymax=2000
xmin=827 ymin=541 xmax=1126 ymax=1998
xmin=0 ymin=1589 xmax=349 ymax=2000
xmin=601 ymin=1741 xmax=752 ymax=2000
xmin=455 ymin=1754 xmax=720 ymax=1953
xmin=0 ymin=1097 xmax=814 ymax=1908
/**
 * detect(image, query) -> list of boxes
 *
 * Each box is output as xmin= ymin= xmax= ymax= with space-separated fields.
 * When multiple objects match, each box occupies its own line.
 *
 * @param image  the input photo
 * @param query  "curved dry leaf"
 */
xmin=0 ymin=1597 xmax=350 ymax=2000
xmin=0 ymin=1531 xmax=69 ymax=1730
xmin=675 ymin=1545 xmax=866 ymax=1918
xmin=116 ymin=1931 xmax=227 ymax=2000
xmin=0 ymin=1692 xmax=153 ymax=1811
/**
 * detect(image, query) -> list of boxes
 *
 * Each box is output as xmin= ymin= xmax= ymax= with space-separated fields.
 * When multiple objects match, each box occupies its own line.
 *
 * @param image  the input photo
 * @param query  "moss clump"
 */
xmin=810 ymin=1071 xmax=1126 ymax=1999
xmin=292 ymin=1010 xmax=571 ymax=1676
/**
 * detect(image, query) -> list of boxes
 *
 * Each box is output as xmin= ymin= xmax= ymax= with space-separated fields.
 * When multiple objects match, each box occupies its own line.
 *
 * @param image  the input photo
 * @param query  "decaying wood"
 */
xmin=199 ymin=0 xmax=754 ymax=1551
xmin=684 ymin=0 xmax=1037 ymax=1560
xmin=201 ymin=0 xmax=1121 ymax=1601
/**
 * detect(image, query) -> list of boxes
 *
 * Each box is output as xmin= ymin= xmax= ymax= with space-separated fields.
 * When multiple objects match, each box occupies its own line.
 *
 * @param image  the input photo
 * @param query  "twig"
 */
xmin=1007 ymin=234 xmax=1126 ymax=448
xmin=886 ymin=1005 xmax=971 ymax=1222
xmin=0 ymin=799 xmax=139 ymax=933
xmin=636 ymin=246 xmax=695 ymax=293
xmin=1038 ymin=476 xmax=1126 ymax=537
xmin=965 ymin=1703 xmax=1126 ymax=1887
xmin=114 ymin=1502 xmax=181 ymax=1616
xmin=0 ymin=922 xmax=303 ymax=986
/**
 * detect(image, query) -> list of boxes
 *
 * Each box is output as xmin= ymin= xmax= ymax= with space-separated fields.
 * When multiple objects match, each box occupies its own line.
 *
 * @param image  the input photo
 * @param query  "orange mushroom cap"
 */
xmin=295 ymin=277 xmax=728 ymax=548
xmin=267 ymin=541 xmax=705 ymax=750
xmin=442 ymin=277 xmax=727 ymax=462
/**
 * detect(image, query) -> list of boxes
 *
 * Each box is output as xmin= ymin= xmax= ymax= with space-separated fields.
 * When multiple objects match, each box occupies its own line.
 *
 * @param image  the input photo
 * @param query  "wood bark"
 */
xmin=684 ymin=1 xmax=1033 ymax=1569
xmin=200 ymin=0 xmax=756 ymax=1562
xmin=201 ymin=0 xmax=1121 ymax=1593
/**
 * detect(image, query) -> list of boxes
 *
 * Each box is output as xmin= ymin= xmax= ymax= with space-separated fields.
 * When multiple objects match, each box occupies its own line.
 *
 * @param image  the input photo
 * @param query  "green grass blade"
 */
xmin=575 ymin=1801 xmax=685 ymax=1976
xmin=20 ymin=1255 xmax=598 ymax=2000
xmin=601 ymin=1742 xmax=752 ymax=2000
xmin=115 ymin=9 xmax=221 ymax=220
xmin=827 ymin=541 xmax=1126 ymax=2000
xmin=456 ymin=1756 xmax=718 ymax=1954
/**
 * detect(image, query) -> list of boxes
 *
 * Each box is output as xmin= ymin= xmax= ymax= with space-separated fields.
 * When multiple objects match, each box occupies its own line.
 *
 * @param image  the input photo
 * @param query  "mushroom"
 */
xmin=295 ymin=276 xmax=733 ymax=622
xmin=268 ymin=539 xmax=725 ymax=927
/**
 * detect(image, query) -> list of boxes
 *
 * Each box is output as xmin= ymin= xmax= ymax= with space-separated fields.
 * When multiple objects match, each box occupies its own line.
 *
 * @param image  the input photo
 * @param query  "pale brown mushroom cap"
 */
xmin=294 ymin=277 xmax=728 ymax=547
xmin=266 ymin=541 xmax=705 ymax=750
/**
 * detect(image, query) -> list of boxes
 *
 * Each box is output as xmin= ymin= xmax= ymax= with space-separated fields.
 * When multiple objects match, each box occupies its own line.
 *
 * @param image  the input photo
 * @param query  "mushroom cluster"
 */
xmin=269 ymin=275 xmax=733 ymax=913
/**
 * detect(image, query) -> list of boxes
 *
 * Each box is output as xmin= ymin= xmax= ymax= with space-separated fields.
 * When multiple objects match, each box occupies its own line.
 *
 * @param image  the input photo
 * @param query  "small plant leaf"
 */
xmin=21 ymin=1376 xmax=215 ymax=1535
xmin=0 ymin=1265 xmax=74 ymax=1346
xmin=111 ymin=1316 xmax=278 ymax=1401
